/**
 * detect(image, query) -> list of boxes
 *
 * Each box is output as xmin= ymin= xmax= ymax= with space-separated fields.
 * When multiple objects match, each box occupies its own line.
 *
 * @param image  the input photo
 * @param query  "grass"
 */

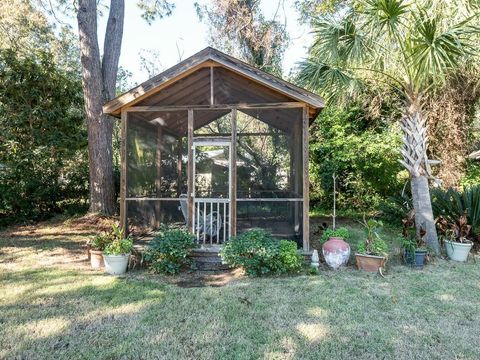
xmin=1 ymin=215 xmax=480 ymax=359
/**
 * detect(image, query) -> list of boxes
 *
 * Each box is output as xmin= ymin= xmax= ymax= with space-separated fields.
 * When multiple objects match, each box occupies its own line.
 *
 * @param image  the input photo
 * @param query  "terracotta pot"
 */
xmin=355 ymin=253 xmax=386 ymax=272
xmin=322 ymin=237 xmax=350 ymax=269
xmin=90 ymin=249 xmax=104 ymax=269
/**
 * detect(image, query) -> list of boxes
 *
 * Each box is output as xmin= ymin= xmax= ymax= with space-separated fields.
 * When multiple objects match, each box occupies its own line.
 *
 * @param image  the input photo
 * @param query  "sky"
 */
xmin=94 ymin=0 xmax=313 ymax=85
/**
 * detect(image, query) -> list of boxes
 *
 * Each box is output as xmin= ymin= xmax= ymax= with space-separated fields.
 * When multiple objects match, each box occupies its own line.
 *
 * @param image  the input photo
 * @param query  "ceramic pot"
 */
xmin=444 ymin=240 xmax=472 ymax=262
xmin=355 ymin=253 xmax=386 ymax=272
xmin=103 ymin=253 xmax=130 ymax=275
xmin=404 ymin=249 xmax=427 ymax=268
xmin=90 ymin=249 xmax=104 ymax=269
xmin=322 ymin=237 xmax=350 ymax=269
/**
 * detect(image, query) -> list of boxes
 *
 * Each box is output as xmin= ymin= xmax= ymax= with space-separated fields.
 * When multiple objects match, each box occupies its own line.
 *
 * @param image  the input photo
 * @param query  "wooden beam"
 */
xmin=187 ymin=110 xmax=194 ymax=232
xmin=155 ymin=126 xmax=163 ymax=228
xmin=124 ymin=102 xmax=305 ymax=112
xmin=120 ymin=111 xmax=128 ymax=235
xmin=210 ymin=66 xmax=214 ymax=105
xmin=177 ymin=136 xmax=183 ymax=197
xmin=302 ymin=106 xmax=310 ymax=251
xmin=292 ymin=118 xmax=301 ymax=234
xmin=230 ymin=109 xmax=237 ymax=238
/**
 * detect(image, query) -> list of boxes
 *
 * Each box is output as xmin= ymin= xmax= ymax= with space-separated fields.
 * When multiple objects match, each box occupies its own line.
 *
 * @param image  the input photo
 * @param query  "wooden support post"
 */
xmin=292 ymin=119 xmax=301 ymax=233
xmin=187 ymin=110 xmax=194 ymax=232
xmin=302 ymin=106 xmax=310 ymax=251
xmin=120 ymin=110 xmax=128 ymax=235
xmin=155 ymin=126 xmax=163 ymax=227
xmin=210 ymin=66 xmax=214 ymax=105
xmin=177 ymin=136 xmax=182 ymax=197
xmin=230 ymin=109 xmax=237 ymax=238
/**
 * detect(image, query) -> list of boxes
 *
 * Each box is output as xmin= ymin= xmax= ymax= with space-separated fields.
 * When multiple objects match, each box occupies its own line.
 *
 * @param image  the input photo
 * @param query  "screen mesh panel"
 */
xmin=236 ymin=200 xmax=303 ymax=242
xmin=126 ymin=112 xmax=187 ymax=198
xmin=236 ymin=108 xmax=303 ymax=199
xmin=127 ymin=199 xmax=185 ymax=230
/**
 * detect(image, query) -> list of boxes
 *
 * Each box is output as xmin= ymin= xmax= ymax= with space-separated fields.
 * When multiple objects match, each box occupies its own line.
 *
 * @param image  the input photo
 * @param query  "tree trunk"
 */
xmin=410 ymin=174 xmax=440 ymax=254
xmin=77 ymin=0 xmax=124 ymax=215
xmin=399 ymin=102 xmax=440 ymax=254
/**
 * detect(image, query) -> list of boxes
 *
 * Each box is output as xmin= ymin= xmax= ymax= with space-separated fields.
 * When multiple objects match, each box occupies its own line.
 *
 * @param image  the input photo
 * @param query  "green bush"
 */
xmin=0 ymin=49 xmax=87 ymax=223
xmin=319 ymin=227 xmax=350 ymax=244
xmin=144 ymin=225 xmax=197 ymax=275
xmin=309 ymin=105 xmax=403 ymax=212
xmin=219 ymin=229 xmax=302 ymax=277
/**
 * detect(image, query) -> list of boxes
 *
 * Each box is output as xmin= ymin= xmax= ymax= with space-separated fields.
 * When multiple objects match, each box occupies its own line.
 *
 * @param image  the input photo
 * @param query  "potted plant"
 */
xmin=103 ymin=225 xmax=133 ymax=275
xmin=401 ymin=211 xmax=428 ymax=268
xmin=402 ymin=236 xmax=428 ymax=268
xmin=438 ymin=215 xmax=473 ymax=262
xmin=355 ymin=217 xmax=388 ymax=272
xmin=87 ymin=233 xmax=111 ymax=269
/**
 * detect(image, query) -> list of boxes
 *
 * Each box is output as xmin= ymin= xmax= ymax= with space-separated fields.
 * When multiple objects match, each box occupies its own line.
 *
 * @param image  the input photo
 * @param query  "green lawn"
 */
xmin=1 ymin=216 xmax=479 ymax=359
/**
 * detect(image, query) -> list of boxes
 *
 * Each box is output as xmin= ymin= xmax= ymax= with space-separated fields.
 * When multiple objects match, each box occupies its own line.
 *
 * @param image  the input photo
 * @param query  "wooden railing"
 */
xmin=193 ymin=198 xmax=230 ymax=245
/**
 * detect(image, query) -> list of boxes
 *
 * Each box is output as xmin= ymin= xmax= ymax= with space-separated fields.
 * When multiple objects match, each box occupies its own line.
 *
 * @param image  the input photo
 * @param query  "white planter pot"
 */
xmin=103 ymin=253 xmax=130 ymax=275
xmin=444 ymin=240 xmax=472 ymax=262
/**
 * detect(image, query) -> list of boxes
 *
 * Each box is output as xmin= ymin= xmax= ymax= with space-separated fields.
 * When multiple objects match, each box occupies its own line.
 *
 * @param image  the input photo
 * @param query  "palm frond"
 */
xmin=362 ymin=0 xmax=410 ymax=36
xmin=296 ymin=58 xmax=363 ymax=102
xmin=310 ymin=15 xmax=370 ymax=63
xmin=409 ymin=12 xmax=478 ymax=89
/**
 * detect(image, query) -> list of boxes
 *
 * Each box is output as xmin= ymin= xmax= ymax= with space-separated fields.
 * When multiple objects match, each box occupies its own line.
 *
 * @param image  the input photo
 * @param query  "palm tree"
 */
xmin=298 ymin=0 xmax=479 ymax=254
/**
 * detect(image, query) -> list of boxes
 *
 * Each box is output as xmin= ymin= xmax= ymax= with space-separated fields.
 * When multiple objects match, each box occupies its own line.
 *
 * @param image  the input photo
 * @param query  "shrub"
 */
xmin=0 ymin=49 xmax=87 ymax=223
xmin=319 ymin=227 xmax=350 ymax=244
xmin=220 ymin=229 xmax=302 ymax=277
xmin=144 ymin=225 xmax=197 ymax=275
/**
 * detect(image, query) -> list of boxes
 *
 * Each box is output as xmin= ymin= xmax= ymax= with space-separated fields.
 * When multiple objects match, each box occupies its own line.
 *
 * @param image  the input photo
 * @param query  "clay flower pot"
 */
xmin=322 ymin=237 xmax=350 ymax=270
xmin=355 ymin=253 xmax=386 ymax=272
xmin=89 ymin=249 xmax=104 ymax=269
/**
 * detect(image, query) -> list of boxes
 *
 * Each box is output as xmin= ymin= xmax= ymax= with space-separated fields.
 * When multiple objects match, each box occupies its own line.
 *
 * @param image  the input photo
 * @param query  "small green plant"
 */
xmin=320 ymin=227 xmax=350 ymax=244
xmin=90 ymin=224 xmax=127 ymax=251
xmin=356 ymin=217 xmax=388 ymax=257
xmin=308 ymin=265 xmax=320 ymax=275
xmin=401 ymin=211 xmax=428 ymax=263
xmin=144 ymin=225 xmax=197 ymax=275
xmin=220 ymin=229 xmax=302 ymax=277
xmin=104 ymin=238 xmax=133 ymax=255
xmin=88 ymin=233 xmax=111 ymax=251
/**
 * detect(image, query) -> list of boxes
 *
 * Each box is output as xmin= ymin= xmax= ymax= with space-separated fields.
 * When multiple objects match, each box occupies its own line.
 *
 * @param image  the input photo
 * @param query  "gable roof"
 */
xmin=103 ymin=47 xmax=324 ymax=117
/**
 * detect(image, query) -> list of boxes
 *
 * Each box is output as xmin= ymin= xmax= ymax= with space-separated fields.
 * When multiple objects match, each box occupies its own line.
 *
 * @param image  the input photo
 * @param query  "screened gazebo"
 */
xmin=103 ymin=47 xmax=324 ymax=251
